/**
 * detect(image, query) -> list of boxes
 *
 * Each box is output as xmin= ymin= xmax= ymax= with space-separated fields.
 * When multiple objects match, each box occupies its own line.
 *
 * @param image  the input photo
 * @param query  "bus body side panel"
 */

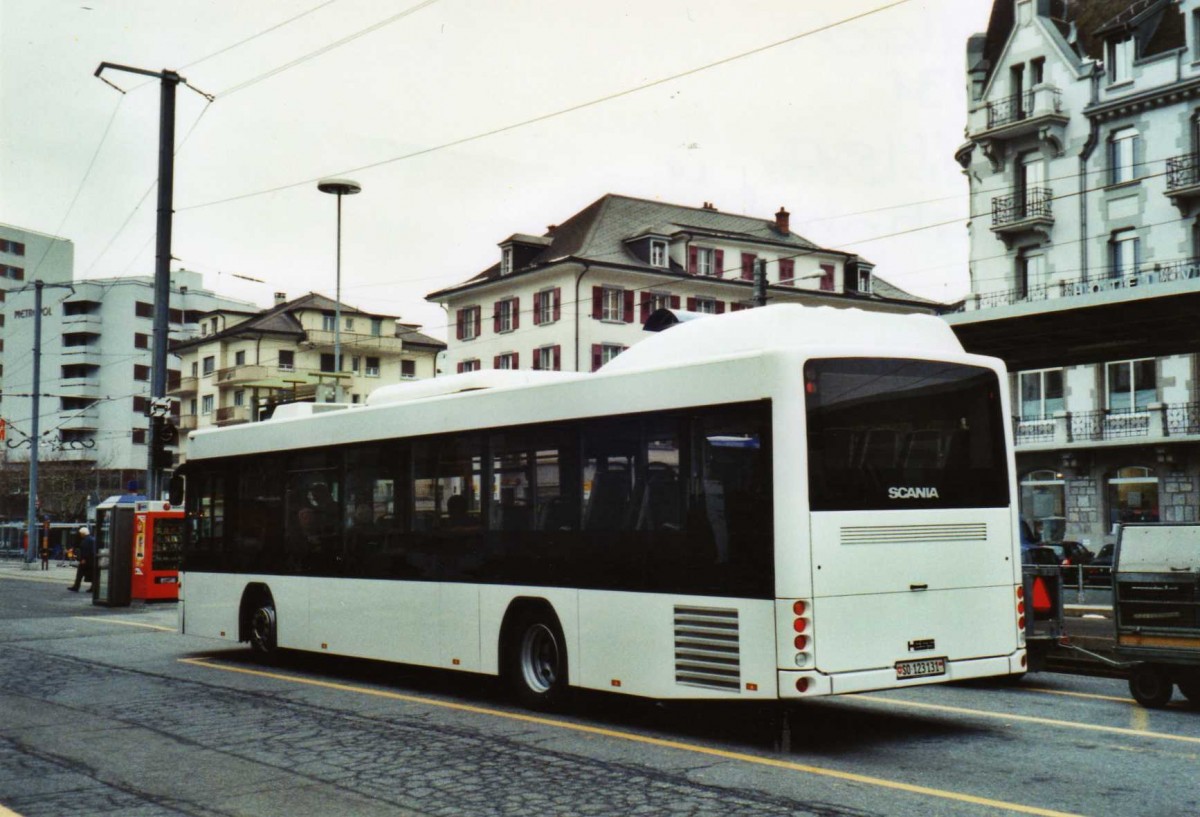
xmin=307 ymin=578 xmax=440 ymax=665
xmin=575 ymin=591 xmax=777 ymax=699
xmin=477 ymin=585 xmax=579 ymax=677
xmin=180 ymin=572 xmax=313 ymax=648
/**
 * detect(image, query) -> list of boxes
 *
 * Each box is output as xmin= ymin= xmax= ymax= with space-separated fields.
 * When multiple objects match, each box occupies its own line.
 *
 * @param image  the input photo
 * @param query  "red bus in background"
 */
xmin=132 ymin=501 xmax=183 ymax=601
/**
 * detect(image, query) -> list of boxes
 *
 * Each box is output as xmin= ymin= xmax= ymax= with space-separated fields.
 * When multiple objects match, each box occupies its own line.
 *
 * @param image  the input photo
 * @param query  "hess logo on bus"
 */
xmin=887 ymin=486 xmax=940 ymax=499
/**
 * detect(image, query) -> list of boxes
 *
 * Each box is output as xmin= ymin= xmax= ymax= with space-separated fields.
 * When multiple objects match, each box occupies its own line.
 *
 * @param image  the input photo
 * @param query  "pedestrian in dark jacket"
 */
xmin=68 ymin=527 xmax=95 ymax=592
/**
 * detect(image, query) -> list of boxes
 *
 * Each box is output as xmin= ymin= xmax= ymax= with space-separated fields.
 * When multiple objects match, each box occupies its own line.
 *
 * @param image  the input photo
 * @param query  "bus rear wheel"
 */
xmin=506 ymin=610 xmax=569 ymax=711
xmin=1129 ymin=663 xmax=1173 ymax=708
xmin=248 ymin=600 xmax=277 ymax=656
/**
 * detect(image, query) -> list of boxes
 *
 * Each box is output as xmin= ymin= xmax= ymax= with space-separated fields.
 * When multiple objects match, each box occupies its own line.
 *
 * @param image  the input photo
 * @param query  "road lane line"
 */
xmin=1022 ymin=686 xmax=1134 ymax=705
xmin=856 ymin=695 xmax=1200 ymax=745
xmin=180 ymin=657 xmax=1087 ymax=817
xmin=73 ymin=616 xmax=175 ymax=632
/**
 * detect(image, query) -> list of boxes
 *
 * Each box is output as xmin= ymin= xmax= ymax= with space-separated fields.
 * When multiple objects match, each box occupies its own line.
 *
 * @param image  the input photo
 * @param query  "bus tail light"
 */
xmin=1016 ymin=585 xmax=1026 ymax=631
xmin=792 ymin=599 xmax=813 ymax=668
xmin=795 ymin=677 xmax=810 ymax=693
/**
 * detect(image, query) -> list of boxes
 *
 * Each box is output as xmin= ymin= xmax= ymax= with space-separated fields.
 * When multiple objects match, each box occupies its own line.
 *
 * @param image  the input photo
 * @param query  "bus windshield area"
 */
xmin=805 ymin=358 xmax=1009 ymax=511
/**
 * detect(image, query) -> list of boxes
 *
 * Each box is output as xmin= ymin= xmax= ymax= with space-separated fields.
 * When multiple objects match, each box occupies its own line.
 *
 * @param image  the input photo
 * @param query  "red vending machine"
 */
xmin=131 ymin=500 xmax=183 ymax=601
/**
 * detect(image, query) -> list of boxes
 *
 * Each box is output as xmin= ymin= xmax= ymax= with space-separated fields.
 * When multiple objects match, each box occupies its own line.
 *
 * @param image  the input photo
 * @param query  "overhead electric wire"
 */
xmin=179 ymin=0 xmax=914 ymax=212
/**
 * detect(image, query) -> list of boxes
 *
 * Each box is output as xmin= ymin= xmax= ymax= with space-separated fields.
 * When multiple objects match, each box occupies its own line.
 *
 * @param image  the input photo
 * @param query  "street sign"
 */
xmin=149 ymin=397 xmax=172 ymax=418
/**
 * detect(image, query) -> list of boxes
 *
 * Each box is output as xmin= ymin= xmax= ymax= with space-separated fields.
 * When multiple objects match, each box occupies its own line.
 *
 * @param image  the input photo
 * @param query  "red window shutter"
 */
xmin=780 ymin=259 xmax=795 ymax=283
xmin=457 ymin=361 xmax=464 ymax=374
xmin=714 ymin=249 xmax=725 ymax=277
xmin=592 ymin=286 xmax=603 ymax=319
xmin=591 ymin=344 xmax=602 ymax=372
xmin=493 ymin=301 xmax=501 ymax=333
xmin=533 ymin=348 xmax=541 ymax=369
xmin=670 ymin=294 xmax=680 ymax=309
xmin=474 ymin=308 xmax=481 ymax=338
xmin=623 ymin=290 xmax=634 ymax=323
xmin=533 ymin=292 xmax=542 ymax=325
xmin=512 ymin=352 xmax=519 ymax=369
xmin=640 ymin=292 xmax=651 ymax=323
xmin=820 ymin=264 xmax=835 ymax=291
xmin=715 ymin=301 xmax=726 ymax=314
xmin=553 ymin=288 xmax=562 ymax=321
xmin=731 ymin=303 xmax=745 ymax=312
xmin=688 ymin=246 xmax=698 ymax=274
xmin=553 ymin=345 xmax=561 ymax=371
xmin=512 ymin=297 xmax=520 ymax=330
xmin=493 ymin=355 xmax=501 ymax=369
xmin=741 ymin=253 xmax=755 ymax=281
xmin=455 ymin=310 xmax=464 ymax=340
xmin=687 ymin=296 xmax=696 ymax=311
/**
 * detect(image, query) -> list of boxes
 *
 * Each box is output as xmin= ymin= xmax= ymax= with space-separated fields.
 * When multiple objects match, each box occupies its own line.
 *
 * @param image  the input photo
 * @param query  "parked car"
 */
xmin=1045 ymin=540 xmax=1093 ymax=566
xmin=1022 ymin=545 xmax=1061 ymax=566
xmin=1084 ymin=542 xmax=1115 ymax=586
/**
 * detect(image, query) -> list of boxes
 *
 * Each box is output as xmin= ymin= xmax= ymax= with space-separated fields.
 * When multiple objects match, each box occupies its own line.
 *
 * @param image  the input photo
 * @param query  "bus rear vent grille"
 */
xmin=841 ymin=523 xmax=988 ymax=546
xmin=674 ymin=606 xmax=741 ymax=692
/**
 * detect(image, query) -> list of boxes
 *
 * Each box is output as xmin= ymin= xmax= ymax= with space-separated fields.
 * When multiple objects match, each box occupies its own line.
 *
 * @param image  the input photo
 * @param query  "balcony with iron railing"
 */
xmin=168 ymin=375 xmax=198 ymax=396
xmin=1165 ymin=152 xmax=1200 ymax=203
xmin=969 ymin=86 xmax=1067 ymax=152
xmin=991 ymin=187 xmax=1053 ymax=243
xmin=214 ymin=405 xmax=253 ymax=426
xmin=1011 ymin=402 xmax=1200 ymax=450
xmin=964 ymin=254 xmax=1200 ymax=312
xmin=302 ymin=329 xmax=405 ymax=353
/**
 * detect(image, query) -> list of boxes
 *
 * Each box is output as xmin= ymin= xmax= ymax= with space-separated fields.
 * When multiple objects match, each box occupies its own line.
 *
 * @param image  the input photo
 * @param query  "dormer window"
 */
xmin=857 ymin=268 xmax=873 ymax=294
xmin=650 ymin=240 xmax=667 ymax=268
xmin=1108 ymin=36 xmax=1133 ymax=85
xmin=501 ymin=246 xmax=514 ymax=275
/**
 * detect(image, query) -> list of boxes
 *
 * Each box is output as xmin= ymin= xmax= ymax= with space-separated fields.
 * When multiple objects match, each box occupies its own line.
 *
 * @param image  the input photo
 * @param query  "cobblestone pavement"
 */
xmin=0 ymin=644 xmax=871 ymax=817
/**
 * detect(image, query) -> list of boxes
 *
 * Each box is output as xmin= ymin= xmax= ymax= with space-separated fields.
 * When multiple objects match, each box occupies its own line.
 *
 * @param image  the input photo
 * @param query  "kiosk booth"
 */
xmin=93 ymin=495 xmax=182 ymax=607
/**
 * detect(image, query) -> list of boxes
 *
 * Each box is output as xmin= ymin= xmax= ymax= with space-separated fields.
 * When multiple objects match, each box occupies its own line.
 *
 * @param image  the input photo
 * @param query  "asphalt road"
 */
xmin=1 ymin=563 xmax=1197 ymax=817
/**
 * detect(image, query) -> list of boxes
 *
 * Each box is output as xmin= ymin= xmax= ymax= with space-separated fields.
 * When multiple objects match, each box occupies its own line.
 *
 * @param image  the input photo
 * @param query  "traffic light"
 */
xmin=152 ymin=421 xmax=178 ymax=470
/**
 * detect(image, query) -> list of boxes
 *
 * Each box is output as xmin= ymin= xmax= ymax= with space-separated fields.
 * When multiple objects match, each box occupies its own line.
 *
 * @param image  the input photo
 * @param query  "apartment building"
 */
xmin=169 ymin=292 xmax=443 ymax=458
xmin=2 ymin=269 xmax=255 ymax=490
xmin=427 ymin=194 xmax=941 ymax=374
xmin=947 ymin=0 xmax=1200 ymax=547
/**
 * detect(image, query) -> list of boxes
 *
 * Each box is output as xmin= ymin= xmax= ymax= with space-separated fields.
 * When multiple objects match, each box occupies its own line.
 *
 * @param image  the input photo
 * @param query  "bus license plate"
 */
xmin=895 ymin=657 xmax=946 ymax=680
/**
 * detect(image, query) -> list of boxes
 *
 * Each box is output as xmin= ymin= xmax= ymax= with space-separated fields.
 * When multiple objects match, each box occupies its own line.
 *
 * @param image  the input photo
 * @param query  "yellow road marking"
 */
xmin=0 ymin=805 xmax=25 ymax=817
xmin=1023 ymin=686 xmax=1134 ymax=705
xmin=73 ymin=616 xmax=175 ymax=632
xmin=180 ymin=657 xmax=1086 ymax=817
xmin=857 ymin=695 xmax=1200 ymax=745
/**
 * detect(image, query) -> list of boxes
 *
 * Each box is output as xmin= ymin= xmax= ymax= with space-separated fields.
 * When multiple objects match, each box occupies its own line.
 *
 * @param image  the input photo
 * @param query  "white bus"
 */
xmin=179 ymin=304 xmax=1026 ymax=709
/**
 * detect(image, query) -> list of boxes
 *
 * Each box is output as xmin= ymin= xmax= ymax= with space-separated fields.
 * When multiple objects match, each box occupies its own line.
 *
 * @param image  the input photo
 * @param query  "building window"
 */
xmin=345 ymin=317 xmax=354 ymax=331
xmin=693 ymin=297 xmax=718 ymax=314
xmin=322 ymin=314 xmax=336 ymax=331
xmin=371 ymin=318 xmax=382 ymax=336
xmin=592 ymin=343 xmax=626 ymax=372
xmin=601 ymin=288 xmax=625 ymax=321
xmin=640 ymin=291 xmax=674 ymax=322
xmin=456 ymin=306 xmax=482 ymax=341
xmin=134 ymin=333 xmax=150 ymax=349
xmin=202 ymin=356 xmax=215 ymax=376
xmin=501 ymin=246 xmax=514 ymax=275
xmin=0 ymin=264 xmax=23 ymax=281
xmin=365 ymin=356 xmax=380 ymax=376
xmin=819 ymin=263 xmax=835 ymax=292
xmin=534 ymin=288 xmax=561 ymax=324
xmin=133 ymin=396 xmax=149 ymax=414
xmin=697 ymin=247 xmax=716 ymax=277
xmin=135 ymin=301 xmax=153 ymax=318
xmin=495 ymin=352 xmax=517 ymax=370
xmin=458 ymin=359 xmax=481 ymax=373
xmin=1017 ymin=250 xmax=1045 ymax=298
xmin=780 ymin=259 xmax=796 ymax=286
xmin=1107 ymin=359 xmax=1156 ymax=414
xmin=495 ymin=297 xmax=518 ymax=333
xmin=1030 ymin=57 xmax=1045 ymax=86
xmin=1107 ymin=36 xmax=1133 ymax=85
xmin=1019 ymin=369 xmax=1064 ymax=419
xmin=0 ymin=239 xmax=26 ymax=255
xmin=1109 ymin=127 xmax=1139 ymax=185
xmin=132 ymin=428 xmax=147 ymax=445
xmin=201 ymin=395 xmax=214 ymax=415
xmin=1108 ymin=466 xmax=1159 ymax=527
xmin=189 ymin=399 xmax=197 ymax=415
xmin=234 ymin=390 xmax=245 ymax=407
xmin=533 ymin=345 xmax=560 ymax=371
xmin=1020 ymin=469 xmax=1065 ymax=544
xmin=857 ymin=268 xmax=873 ymax=293
xmin=351 ymin=356 xmax=361 ymax=373
xmin=134 ymin=364 xmax=150 ymax=381
xmin=741 ymin=253 xmax=757 ymax=281
xmin=400 ymin=359 xmax=416 ymax=378
xmin=650 ymin=240 xmax=668 ymax=268
xmin=190 ymin=361 xmax=198 ymax=377
xmin=1110 ymin=229 xmax=1139 ymax=278
xmin=278 ymin=350 xmax=294 ymax=371
xmin=320 ymin=353 xmax=341 ymax=373
xmin=235 ymin=350 xmax=246 ymax=366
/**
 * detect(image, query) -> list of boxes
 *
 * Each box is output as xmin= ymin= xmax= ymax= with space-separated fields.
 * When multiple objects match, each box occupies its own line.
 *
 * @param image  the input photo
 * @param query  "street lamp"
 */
xmin=317 ymin=178 xmax=362 ymax=402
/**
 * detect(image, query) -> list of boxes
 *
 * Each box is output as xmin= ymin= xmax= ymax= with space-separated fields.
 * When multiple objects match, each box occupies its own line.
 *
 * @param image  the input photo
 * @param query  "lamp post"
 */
xmin=317 ymin=178 xmax=361 ymax=402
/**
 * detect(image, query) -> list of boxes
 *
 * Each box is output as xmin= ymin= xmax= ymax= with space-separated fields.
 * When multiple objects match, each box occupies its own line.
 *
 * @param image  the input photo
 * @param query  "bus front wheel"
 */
xmin=506 ymin=609 xmax=569 ymax=711
xmin=1129 ymin=663 xmax=1173 ymax=708
xmin=248 ymin=600 xmax=277 ymax=656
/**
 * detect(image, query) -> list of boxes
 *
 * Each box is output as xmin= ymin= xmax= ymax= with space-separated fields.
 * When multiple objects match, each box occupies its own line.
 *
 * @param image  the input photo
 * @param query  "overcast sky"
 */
xmin=1 ymin=0 xmax=994 ymax=338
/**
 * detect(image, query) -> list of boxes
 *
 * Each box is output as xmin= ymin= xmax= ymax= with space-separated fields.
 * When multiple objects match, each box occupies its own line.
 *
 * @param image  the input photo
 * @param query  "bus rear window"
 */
xmin=805 ymin=358 xmax=1009 ymax=511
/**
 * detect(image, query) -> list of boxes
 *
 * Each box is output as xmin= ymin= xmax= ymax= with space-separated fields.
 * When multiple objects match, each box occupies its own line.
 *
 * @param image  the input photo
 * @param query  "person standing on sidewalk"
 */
xmin=39 ymin=537 xmax=50 ymax=571
xmin=68 ymin=527 xmax=95 ymax=593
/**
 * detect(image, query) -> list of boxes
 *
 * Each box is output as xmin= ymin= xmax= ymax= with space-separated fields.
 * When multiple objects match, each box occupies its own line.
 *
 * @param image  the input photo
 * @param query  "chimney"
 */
xmin=775 ymin=207 xmax=790 ymax=235
xmin=274 ymin=292 xmax=287 ymax=306
xmin=701 ymin=201 xmax=718 ymax=211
